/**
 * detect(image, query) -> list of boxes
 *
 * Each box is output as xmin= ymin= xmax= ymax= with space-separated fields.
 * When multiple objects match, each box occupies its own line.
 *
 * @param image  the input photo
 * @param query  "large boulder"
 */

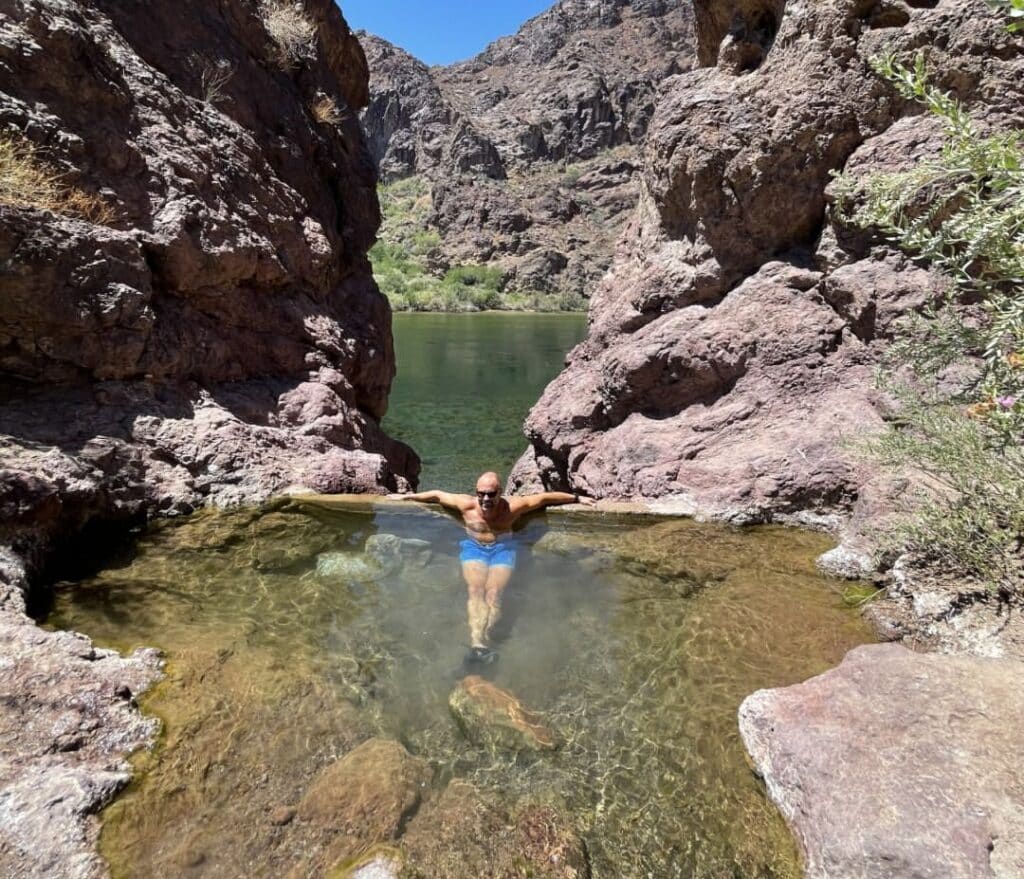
xmin=0 ymin=0 xmax=420 ymax=561
xmin=511 ymin=0 xmax=1024 ymax=542
xmin=739 ymin=643 xmax=1024 ymax=879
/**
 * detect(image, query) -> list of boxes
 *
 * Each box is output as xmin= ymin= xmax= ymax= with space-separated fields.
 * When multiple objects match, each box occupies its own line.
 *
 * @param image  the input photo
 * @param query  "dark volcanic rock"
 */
xmin=358 ymin=33 xmax=504 ymax=183
xmin=0 ymin=1 xmax=417 ymax=876
xmin=0 ymin=0 xmax=419 ymax=548
xmin=511 ymin=0 xmax=1024 ymax=539
xmin=359 ymin=0 xmax=697 ymax=302
xmin=739 ymin=643 xmax=1024 ymax=879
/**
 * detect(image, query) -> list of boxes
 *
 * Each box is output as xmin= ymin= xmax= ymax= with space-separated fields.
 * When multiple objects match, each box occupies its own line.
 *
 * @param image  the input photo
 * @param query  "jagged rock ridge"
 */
xmin=359 ymin=0 xmax=697 ymax=303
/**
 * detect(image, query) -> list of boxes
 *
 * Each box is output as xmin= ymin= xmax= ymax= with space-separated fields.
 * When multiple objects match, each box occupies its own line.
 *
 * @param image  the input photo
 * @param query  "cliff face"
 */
xmin=0 ymin=0 xmax=418 ymax=559
xmin=360 ymin=0 xmax=696 ymax=302
xmin=0 ymin=2 xmax=415 ymax=873
xmin=512 ymin=0 xmax=1024 ymax=545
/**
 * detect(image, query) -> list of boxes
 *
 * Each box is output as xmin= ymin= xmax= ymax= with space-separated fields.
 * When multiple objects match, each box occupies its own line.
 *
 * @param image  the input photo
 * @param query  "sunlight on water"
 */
xmin=46 ymin=501 xmax=874 ymax=878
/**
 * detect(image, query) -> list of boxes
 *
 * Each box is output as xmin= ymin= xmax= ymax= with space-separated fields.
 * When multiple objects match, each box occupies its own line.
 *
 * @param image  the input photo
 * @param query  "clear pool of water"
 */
xmin=384 ymin=313 xmax=587 ymax=491
xmin=46 ymin=499 xmax=873 ymax=878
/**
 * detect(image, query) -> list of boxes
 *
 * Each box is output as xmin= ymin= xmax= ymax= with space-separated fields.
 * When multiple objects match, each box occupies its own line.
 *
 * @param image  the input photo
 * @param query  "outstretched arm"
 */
xmin=389 ymin=489 xmax=469 ymax=511
xmin=509 ymin=491 xmax=594 ymax=515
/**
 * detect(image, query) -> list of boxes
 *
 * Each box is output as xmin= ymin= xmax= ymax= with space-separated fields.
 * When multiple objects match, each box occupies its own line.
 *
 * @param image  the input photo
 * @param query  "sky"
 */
xmin=338 ymin=0 xmax=554 ymax=66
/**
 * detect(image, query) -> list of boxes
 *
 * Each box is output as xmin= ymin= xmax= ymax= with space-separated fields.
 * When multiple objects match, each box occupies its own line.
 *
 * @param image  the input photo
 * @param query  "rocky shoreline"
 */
xmin=0 ymin=546 xmax=163 ymax=878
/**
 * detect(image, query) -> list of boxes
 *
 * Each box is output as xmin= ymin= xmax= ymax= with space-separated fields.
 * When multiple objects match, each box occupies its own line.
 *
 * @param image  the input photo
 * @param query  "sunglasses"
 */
xmin=476 ymin=490 xmax=499 ymax=499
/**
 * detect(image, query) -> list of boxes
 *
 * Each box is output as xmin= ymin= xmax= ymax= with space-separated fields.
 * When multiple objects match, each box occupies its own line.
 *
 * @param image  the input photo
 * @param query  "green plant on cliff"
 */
xmin=985 ymin=0 xmax=1024 ymax=32
xmin=370 ymin=176 xmax=574 ymax=311
xmin=837 ymin=52 xmax=1024 ymax=594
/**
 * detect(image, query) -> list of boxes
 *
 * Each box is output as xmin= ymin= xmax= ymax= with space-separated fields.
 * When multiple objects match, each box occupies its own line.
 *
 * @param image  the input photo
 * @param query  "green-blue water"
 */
xmin=47 ymin=502 xmax=874 ymax=879
xmin=41 ymin=313 xmax=877 ymax=879
xmin=384 ymin=313 xmax=586 ymax=491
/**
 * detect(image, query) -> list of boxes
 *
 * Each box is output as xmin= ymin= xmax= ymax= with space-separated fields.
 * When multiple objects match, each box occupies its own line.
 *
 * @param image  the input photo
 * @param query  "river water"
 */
xmin=385 ymin=312 xmax=587 ymax=490
xmin=43 ymin=315 xmax=874 ymax=878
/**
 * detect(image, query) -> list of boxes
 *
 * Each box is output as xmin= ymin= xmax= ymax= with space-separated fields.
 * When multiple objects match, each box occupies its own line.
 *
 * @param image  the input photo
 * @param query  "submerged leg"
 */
xmin=461 ymin=561 xmax=489 ymax=648
xmin=483 ymin=564 xmax=514 ymax=642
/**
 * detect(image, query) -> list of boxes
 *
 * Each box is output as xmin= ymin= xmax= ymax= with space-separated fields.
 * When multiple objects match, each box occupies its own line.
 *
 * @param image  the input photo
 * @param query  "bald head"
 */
xmin=475 ymin=471 xmax=502 ymax=513
xmin=476 ymin=472 xmax=502 ymax=493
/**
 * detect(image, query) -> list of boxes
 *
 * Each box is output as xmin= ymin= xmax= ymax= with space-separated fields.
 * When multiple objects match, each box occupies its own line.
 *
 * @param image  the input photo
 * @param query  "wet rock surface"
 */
xmin=359 ymin=0 xmax=697 ymax=302
xmin=0 ymin=556 xmax=162 ymax=879
xmin=449 ymin=674 xmax=559 ymax=753
xmin=740 ymin=643 xmax=1024 ymax=879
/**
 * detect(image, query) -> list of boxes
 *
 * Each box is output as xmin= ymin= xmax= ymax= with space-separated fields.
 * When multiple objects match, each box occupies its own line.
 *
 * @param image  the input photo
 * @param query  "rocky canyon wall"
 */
xmin=360 ymin=0 xmax=697 ymax=302
xmin=512 ymin=0 xmax=1024 ymax=567
xmin=0 ymin=1 xmax=415 ymax=874
xmin=0 ymin=0 xmax=418 ymax=565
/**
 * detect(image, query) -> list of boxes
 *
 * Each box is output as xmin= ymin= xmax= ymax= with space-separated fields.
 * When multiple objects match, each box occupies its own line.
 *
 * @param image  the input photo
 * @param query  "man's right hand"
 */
xmin=385 ymin=493 xmax=409 ymax=500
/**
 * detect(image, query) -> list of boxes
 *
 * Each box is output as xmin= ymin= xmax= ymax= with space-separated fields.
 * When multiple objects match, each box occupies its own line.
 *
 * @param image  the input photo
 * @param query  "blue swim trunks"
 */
xmin=459 ymin=537 xmax=517 ymax=569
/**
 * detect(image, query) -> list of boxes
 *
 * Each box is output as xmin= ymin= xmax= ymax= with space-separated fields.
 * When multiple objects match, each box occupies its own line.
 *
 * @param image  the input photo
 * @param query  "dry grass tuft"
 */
xmin=197 ymin=57 xmax=235 ymax=105
xmin=0 ymin=134 xmax=115 ymax=224
xmin=310 ymin=95 xmax=342 ymax=125
xmin=260 ymin=0 xmax=317 ymax=70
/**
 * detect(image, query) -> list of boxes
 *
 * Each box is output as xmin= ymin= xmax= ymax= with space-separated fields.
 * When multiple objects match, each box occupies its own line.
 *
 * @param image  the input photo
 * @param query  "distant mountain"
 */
xmin=357 ymin=0 xmax=696 ymax=307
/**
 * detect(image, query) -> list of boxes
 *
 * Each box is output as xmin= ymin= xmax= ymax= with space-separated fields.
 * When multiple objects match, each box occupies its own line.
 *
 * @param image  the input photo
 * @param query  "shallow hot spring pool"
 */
xmin=46 ymin=498 xmax=874 ymax=878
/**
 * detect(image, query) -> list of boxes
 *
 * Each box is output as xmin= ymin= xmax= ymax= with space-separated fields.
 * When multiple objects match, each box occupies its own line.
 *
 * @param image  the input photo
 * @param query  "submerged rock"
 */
xmin=448 ymin=675 xmax=559 ymax=753
xmin=316 ymin=552 xmax=381 ymax=582
xmin=739 ymin=643 xmax=1024 ymax=879
xmin=297 ymin=738 xmax=431 ymax=840
xmin=364 ymin=533 xmax=432 ymax=572
xmin=402 ymin=780 xmax=589 ymax=879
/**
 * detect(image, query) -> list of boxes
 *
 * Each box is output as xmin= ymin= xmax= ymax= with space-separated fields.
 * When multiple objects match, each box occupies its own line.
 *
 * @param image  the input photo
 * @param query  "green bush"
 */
xmin=986 ymin=0 xmax=1024 ymax=32
xmin=369 ymin=174 xmax=588 ymax=312
xmin=837 ymin=52 xmax=1024 ymax=594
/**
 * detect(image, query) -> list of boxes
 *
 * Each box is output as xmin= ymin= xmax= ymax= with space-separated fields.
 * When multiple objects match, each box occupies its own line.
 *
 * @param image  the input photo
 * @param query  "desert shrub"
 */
xmin=836 ymin=52 xmax=1024 ymax=593
xmin=194 ymin=57 xmax=234 ymax=104
xmin=0 ymin=134 xmax=113 ymax=223
xmin=260 ymin=0 xmax=317 ymax=69
xmin=311 ymin=95 xmax=341 ymax=125
xmin=986 ymin=0 xmax=1024 ymax=31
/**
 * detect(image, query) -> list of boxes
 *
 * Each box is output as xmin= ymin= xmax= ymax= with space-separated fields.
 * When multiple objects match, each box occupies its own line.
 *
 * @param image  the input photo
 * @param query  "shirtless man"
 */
xmin=393 ymin=471 xmax=591 ymax=663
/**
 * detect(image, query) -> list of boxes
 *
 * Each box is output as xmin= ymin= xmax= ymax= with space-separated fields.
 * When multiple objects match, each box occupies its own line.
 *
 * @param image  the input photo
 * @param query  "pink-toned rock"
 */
xmin=0 ymin=550 xmax=162 ymax=879
xmin=449 ymin=675 xmax=559 ymax=752
xmin=740 ymin=643 xmax=1024 ymax=879
xmin=511 ymin=0 xmax=1024 ymax=546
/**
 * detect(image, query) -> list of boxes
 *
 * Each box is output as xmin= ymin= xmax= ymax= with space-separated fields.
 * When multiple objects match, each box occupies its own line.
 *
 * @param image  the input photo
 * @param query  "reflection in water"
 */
xmin=384 ymin=313 xmax=586 ymax=491
xmin=47 ymin=503 xmax=873 ymax=878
